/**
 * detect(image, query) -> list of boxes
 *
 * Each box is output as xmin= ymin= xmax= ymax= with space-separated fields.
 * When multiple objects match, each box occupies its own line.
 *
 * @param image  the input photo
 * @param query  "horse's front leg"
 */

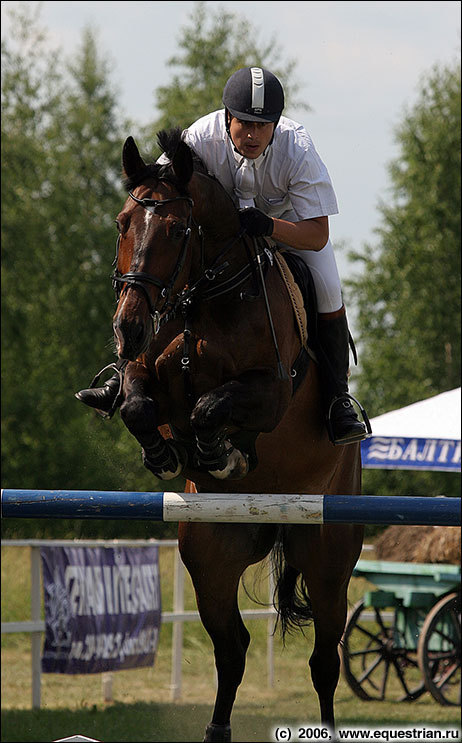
xmin=191 ymin=368 xmax=290 ymax=480
xmin=120 ymin=361 xmax=187 ymax=480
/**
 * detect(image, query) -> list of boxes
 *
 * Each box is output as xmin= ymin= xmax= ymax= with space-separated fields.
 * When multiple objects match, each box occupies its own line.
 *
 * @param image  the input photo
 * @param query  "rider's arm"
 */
xmin=271 ymin=215 xmax=329 ymax=251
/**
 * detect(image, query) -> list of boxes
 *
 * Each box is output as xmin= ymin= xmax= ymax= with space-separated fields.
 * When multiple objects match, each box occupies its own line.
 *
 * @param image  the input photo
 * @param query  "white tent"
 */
xmin=361 ymin=388 xmax=461 ymax=472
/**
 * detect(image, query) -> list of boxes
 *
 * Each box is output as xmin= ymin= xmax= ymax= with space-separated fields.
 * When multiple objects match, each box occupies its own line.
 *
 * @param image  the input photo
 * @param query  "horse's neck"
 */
xmin=190 ymin=172 xmax=240 ymax=247
xmin=188 ymin=172 xmax=249 ymax=294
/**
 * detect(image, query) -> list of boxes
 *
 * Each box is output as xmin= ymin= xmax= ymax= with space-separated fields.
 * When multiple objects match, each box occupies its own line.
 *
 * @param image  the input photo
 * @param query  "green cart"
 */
xmin=341 ymin=560 xmax=461 ymax=705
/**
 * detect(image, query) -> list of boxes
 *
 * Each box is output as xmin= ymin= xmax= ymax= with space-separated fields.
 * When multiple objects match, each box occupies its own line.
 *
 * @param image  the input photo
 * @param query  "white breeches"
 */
xmin=284 ymin=239 xmax=343 ymax=313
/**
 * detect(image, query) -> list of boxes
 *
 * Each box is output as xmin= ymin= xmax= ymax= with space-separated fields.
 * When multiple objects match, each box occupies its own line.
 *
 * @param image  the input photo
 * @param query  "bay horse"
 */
xmin=111 ymin=130 xmax=363 ymax=741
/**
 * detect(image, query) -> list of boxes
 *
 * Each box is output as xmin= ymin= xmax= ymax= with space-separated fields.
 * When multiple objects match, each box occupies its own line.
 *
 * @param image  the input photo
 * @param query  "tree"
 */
xmin=347 ymin=60 xmax=460 ymax=412
xmin=345 ymin=60 xmax=461 ymax=505
xmin=1 ymin=7 xmax=158 ymax=510
xmin=140 ymin=1 xmax=306 ymax=151
xmin=1 ymin=2 xmax=315 ymax=539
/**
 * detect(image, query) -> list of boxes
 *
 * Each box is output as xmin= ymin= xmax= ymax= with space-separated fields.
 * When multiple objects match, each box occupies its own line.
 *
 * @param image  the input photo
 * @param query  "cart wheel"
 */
xmin=417 ymin=591 xmax=461 ymax=706
xmin=341 ymin=599 xmax=425 ymax=702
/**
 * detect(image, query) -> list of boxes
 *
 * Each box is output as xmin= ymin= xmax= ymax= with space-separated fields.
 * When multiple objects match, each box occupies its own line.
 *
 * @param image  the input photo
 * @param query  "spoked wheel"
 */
xmin=341 ymin=599 xmax=425 ymax=702
xmin=417 ymin=591 xmax=461 ymax=706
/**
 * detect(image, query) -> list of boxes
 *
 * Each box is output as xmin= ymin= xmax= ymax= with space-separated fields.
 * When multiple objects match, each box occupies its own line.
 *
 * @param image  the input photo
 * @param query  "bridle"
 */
xmin=111 ymin=188 xmax=194 ymax=333
xmin=111 ymin=184 xmax=254 ymax=334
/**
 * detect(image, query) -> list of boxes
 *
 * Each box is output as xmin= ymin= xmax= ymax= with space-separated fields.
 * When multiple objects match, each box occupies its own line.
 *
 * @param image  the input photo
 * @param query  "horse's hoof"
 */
xmin=208 ymin=443 xmax=249 ymax=480
xmin=143 ymin=441 xmax=187 ymax=480
xmin=203 ymin=722 xmax=231 ymax=742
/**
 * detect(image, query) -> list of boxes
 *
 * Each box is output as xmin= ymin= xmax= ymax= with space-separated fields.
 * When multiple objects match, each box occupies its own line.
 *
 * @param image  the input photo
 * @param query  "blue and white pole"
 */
xmin=1 ymin=490 xmax=460 ymax=526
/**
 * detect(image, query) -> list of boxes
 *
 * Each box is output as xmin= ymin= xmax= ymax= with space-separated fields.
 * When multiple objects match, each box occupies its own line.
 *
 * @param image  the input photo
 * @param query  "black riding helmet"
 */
xmin=223 ymin=67 xmax=285 ymax=132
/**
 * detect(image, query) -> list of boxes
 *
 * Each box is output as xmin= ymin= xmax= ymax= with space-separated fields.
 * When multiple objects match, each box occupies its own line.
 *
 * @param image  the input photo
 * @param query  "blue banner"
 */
xmin=361 ymin=436 xmax=461 ymax=472
xmin=41 ymin=545 xmax=161 ymax=674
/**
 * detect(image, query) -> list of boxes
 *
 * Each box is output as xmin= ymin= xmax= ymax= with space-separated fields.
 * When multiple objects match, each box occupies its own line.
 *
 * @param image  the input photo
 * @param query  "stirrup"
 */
xmin=326 ymin=392 xmax=372 ymax=446
xmin=85 ymin=362 xmax=125 ymax=420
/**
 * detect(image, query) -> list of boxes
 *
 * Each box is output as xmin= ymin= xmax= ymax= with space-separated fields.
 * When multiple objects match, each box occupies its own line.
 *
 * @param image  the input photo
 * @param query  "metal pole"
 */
xmin=170 ymin=548 xmax=185 ymax=701
xmin=30 ymin=546 xmax=42 ymax=709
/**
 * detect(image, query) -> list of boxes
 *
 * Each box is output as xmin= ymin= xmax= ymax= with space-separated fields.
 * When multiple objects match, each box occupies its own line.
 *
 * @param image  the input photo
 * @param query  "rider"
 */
xmin=76 ymin=66 xmax=369 ymax=446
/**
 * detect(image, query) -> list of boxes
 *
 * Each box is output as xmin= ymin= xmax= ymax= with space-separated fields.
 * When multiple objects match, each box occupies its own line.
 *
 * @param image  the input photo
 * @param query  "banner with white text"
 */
xmin=41 ymin=545 xmax=161 ymax=673
xmin=361 ymin=436 xmax=461 ymax=472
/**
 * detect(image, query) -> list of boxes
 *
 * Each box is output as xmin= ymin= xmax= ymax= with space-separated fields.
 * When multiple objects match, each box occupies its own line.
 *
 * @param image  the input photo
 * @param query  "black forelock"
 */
xmin=157 ymin=127 xmax=183 ymax=160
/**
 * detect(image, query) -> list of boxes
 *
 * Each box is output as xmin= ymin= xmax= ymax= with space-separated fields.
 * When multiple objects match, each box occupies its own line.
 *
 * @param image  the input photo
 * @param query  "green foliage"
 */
xmin=140 ymin=1 xmax=306 ymax=150
xmin=2 ymin=9 xmax=118 ymax=489
xmin=1 ymin=6 xmax=178 ymax=539
xmin=2 ymin=5 xmax=459 ymax=540
xmin=1 ymin=2 xmax=302 ymax=540
xmin=346 ymin=60 xmax=461 ymax=411
xmin=345 ymin=59 xmax=461 ymax=502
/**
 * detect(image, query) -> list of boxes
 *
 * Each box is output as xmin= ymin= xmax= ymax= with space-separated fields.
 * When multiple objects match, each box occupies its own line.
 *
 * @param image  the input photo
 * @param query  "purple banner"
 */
xmin=41 ymin=546 xmax=161 ymax=674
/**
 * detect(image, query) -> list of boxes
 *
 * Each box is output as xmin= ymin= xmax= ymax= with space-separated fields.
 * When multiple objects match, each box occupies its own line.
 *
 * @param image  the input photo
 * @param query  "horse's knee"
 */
xmin=120 ymin=394 xmax=185 ymax=478
xmin=191 ymin=390 xmax=233 ymax=435
xmin=120 ymin=394 xmax=156 ymax=431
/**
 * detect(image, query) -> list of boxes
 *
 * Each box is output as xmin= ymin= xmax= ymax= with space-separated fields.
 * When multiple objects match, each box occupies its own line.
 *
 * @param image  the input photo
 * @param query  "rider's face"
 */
xmin=229 ymin=117 xmax=275 ymax=159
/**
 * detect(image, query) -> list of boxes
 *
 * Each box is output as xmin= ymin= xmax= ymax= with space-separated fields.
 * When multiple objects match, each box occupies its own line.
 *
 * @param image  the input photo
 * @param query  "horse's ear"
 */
xmin=171 ymin=140 xmax=194 ymax=188
xmin=122 ymin=136 xmax=147 ymax=179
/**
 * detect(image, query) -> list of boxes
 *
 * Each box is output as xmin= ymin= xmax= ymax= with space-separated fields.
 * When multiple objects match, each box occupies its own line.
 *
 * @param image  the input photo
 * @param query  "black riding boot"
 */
xmin=75 ymin=360 xmax=127 ymax=419
xmin=317 ymin=308 xmax=371 ymax=445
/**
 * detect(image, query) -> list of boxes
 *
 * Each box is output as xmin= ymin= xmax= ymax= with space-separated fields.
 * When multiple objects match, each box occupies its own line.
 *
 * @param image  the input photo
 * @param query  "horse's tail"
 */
xmin=271 ymin=526 xmax=313 ymax=642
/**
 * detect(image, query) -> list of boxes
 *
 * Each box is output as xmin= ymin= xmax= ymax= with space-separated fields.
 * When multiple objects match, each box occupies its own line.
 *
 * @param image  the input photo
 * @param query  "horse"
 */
xmin=110 ymin=129 xmax=363 ymax=742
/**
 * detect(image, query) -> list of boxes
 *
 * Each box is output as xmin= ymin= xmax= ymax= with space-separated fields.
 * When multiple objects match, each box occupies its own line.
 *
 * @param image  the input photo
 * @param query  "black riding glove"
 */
xmin=239 ymin=207 xmax=274 ymax=237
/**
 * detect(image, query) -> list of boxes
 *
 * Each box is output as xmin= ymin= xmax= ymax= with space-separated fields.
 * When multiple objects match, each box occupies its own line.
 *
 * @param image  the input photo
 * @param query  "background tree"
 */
xmin=345 ymin=59 xmax=461 ymax=508
xmin=139 ymin=1 xmax=307 ymax=152
xmin=1 ymin=7 xmax=164 ymax=537
xmin=1 ymin=2 xmax=304 ymax=538
xmin=4 ymin=4 xmax=458 ymax=539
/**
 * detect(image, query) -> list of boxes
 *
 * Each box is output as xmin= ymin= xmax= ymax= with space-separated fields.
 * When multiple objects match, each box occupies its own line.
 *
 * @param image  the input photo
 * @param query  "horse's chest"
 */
xmin=155 ymin=332 xmax=233 ymax=392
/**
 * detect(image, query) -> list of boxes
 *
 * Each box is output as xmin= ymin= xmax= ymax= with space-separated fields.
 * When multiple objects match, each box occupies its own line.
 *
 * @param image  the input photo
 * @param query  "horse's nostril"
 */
xmin=113 ymin=315 xmax=149 ymax=359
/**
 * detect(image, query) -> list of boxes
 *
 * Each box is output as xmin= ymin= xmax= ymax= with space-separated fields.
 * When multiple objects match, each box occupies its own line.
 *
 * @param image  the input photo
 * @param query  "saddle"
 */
xmin=257 ymin=239 xmax=318 ymax=396
xmin=263 ymin=241 xmax=357 ymax=380
xmin=273 ymin=248 xmax=318 ymax=353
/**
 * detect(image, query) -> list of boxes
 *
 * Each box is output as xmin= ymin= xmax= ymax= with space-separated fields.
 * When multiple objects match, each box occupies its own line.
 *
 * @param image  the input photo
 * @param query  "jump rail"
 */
xmin=1 ymin=490 xmax=460 ymax=526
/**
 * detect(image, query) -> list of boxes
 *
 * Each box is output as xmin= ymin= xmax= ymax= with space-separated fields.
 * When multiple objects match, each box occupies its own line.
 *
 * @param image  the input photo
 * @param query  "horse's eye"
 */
xmin=171 ymin=222 xmax=186 ymax=241
xmin=115 ymin=216 xmax=130 ymax=234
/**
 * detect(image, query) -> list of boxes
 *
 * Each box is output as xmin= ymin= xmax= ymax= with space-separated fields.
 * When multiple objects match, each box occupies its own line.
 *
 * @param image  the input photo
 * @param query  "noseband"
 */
xmin=111 ymin=188 xmax=194 ymax=333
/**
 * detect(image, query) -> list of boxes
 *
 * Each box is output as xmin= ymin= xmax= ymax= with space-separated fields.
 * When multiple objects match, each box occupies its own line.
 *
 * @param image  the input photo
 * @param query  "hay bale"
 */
xmin=374 ymin=525 xmax=461 ymax=564
xmin=414 ymin=526 xmax=461 ymax=564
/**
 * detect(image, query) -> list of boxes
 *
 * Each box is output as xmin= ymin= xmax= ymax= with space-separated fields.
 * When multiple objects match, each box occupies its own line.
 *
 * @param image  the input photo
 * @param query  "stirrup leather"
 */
xmin=326 ymin=392 xmax=372 ymax=446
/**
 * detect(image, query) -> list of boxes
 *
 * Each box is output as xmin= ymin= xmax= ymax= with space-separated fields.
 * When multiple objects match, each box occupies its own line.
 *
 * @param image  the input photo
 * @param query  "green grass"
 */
xmin=2 ymin=545 xmax=461 ymax=742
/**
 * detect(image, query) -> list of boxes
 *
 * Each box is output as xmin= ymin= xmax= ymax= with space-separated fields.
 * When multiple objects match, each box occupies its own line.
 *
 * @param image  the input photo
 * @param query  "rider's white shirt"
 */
xmin=157 ymin=109 xmax=343 ymax=312
xmin=180 ymin=109 xmax=339 ymax=221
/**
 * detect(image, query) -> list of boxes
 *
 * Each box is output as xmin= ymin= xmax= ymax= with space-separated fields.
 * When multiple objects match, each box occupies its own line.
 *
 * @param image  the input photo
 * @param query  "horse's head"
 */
xmin=112 ymin=135 xmax=195 ymax=360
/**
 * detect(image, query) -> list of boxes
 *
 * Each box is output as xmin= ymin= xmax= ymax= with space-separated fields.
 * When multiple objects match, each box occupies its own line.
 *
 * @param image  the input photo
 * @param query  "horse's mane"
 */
xmin=157 ymin=127 xmax=209 ymax=175
xmin=123 ymin=127 xmax=209 ymax=193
